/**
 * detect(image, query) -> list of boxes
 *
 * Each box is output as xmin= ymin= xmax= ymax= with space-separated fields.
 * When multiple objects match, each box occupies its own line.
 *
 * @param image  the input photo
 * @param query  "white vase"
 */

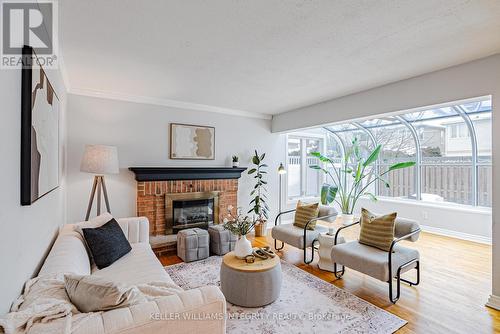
xmin=232 ymin=161 xmax=239 ymax=168
xmin=340 ymin=213 xmax=354 ymax=225
xmin=234 ymin=234 xmax=253 ymax=258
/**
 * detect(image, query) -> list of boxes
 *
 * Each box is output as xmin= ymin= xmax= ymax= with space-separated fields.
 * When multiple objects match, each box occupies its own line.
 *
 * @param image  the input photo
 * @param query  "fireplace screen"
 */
xmin=172 ymin=198 xmax=214 ymax=233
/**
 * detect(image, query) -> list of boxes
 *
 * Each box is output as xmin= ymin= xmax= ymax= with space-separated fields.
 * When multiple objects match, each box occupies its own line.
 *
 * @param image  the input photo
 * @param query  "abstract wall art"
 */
xmin=21 ymin=46 xmax=60 ymax=205
xmin=170 ymin=123 xmax=215 ymax=160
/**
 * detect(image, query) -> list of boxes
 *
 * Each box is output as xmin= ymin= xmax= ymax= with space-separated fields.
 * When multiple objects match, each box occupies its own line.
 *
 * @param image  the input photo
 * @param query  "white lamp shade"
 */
xmin=80 ymin=145 xmax=119 ymax=175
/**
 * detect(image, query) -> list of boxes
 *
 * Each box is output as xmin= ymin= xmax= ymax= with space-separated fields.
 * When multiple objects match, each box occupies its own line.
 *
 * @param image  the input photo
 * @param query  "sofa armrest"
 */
xmin=72 ymin=286 xmax=226 ymax=334
xmin=117 ymin=217 xmax=150 ymax=244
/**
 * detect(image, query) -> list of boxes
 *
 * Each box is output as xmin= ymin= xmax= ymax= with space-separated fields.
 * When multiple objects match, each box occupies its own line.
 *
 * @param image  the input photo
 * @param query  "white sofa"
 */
xmin=35 ymin=217 xmax=226 ymax=334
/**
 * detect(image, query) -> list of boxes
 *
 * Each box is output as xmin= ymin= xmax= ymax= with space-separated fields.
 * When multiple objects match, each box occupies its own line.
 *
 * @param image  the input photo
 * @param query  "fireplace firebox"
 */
xmin=172 ymin=198 xmax=214 ymax=233
xmin=164 ymin=191 xmax=220 ymax=235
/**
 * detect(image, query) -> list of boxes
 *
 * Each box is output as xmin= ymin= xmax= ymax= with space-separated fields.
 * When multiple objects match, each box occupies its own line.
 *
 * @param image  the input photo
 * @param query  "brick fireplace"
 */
xmin=136 ymin=179 xmax=238 ymax=235
xmin=129 ymin=167 xmax=246 ymax=253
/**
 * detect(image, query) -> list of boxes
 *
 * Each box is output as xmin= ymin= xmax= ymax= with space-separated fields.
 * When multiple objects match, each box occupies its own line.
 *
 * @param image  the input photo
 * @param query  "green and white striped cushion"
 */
xmin=358 ymin=208 xmax=396 ymax=251
xmin=293 ymin=201 xmax=319 ymax=230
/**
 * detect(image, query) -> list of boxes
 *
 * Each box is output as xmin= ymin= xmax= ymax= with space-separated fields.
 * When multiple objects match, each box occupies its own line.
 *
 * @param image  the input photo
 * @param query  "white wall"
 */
xmin=0 ymin=68 xmax=67 ymax=314
xmin=356 ymin=198 xmax=491 ymax=243
xmin=66 ymin=94 xmax=285 ymax=225
xmin=272 ymin=53 xmax=500 ymax=308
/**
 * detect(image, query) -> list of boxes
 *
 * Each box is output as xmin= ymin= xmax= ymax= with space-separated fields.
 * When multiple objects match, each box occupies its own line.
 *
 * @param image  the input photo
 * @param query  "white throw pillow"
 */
xmin=64 ymin=274 xmax=147 ymax=313
xmin=74 ymin=212 xmax=114 ymax=238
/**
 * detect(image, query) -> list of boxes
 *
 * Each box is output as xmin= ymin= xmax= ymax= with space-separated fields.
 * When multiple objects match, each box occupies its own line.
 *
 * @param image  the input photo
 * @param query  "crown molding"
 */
xmin=69 ymin=88 xmax=272 ymax=120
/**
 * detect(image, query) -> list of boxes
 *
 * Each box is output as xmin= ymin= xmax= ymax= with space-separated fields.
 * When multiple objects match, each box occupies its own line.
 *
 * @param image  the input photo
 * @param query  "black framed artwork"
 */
xmin=21 ymin=45 xmax=60 ymax=205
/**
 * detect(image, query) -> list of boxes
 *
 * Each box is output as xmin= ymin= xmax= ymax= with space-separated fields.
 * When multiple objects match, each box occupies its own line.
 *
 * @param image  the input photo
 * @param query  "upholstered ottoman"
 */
xmin=177 ymin=228 xmax=209 ymax=262
xmin=220 ymin=251 xmax=282 ymax=307
xmin=208 ymin=224 xmax=237 ymax=255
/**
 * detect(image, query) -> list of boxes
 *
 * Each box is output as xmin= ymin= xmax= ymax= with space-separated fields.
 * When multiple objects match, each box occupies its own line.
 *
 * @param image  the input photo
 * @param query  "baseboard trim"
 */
xmin=267 ymin=223 xmax=492 ymax=245
xmin=419 ymin=225 xmax=491 ymax=244
xmin=486 ymin=294 xmax=500 ymax=310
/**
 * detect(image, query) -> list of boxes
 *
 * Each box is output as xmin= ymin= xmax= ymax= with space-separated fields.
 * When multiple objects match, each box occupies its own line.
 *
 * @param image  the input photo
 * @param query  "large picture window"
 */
xmin=360 ymin=118 xmax=417 ymax=199
xmin=285 ymin=97 xmax=492 ymax=208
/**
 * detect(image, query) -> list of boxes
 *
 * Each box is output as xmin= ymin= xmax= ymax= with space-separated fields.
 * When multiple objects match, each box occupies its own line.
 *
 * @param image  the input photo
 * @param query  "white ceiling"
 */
xmin=60 ymin=0 xmax=500 ymax=117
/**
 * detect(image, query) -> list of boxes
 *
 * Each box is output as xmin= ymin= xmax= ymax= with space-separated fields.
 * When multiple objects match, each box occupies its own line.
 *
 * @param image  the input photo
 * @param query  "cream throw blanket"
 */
xmin=0 ymin=274 xmax=183 ymax=334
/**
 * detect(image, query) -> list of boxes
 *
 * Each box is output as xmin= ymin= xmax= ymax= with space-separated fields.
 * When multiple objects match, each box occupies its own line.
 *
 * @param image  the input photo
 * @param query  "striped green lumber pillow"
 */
xmin=358 ymin=208 xmax=397 ymax=251
xmin=293 ymin=201 xmax=319 ymax=230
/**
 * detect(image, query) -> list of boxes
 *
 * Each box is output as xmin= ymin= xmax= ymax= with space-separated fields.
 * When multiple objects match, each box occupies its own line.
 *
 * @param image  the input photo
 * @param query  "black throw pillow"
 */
xmin=82 ymin=219 xmax=132 ymax=269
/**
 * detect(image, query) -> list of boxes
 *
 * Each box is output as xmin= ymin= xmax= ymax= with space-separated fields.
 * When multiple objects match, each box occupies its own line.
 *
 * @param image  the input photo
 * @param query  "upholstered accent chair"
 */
xmin=331 ymin=216 xmax=421 ymax=303
xmin=272 ymin=205 xmax=342 ymax=264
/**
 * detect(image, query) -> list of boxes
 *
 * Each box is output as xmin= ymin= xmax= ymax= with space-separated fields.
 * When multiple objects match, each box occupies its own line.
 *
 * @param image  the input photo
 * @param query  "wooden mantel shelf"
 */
xmin=128 ymin=167 xmax=247 ymax=181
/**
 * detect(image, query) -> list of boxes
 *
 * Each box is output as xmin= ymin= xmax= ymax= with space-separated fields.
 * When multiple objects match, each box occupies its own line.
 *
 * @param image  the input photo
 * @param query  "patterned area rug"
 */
xmin=165 ymin=256 xmax=406 ymax=334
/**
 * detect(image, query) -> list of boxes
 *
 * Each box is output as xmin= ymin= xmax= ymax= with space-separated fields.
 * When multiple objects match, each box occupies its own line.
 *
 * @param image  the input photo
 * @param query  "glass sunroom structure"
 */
xmin=291 ymin=97 xmax=492 ymax=207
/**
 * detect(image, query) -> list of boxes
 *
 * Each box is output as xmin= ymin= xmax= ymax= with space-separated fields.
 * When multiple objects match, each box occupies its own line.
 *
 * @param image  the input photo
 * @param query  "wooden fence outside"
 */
xmin=379 ymin=165 xmax=491 ymax=207
xmin=288 ymin=156 xmax=492 ymax=207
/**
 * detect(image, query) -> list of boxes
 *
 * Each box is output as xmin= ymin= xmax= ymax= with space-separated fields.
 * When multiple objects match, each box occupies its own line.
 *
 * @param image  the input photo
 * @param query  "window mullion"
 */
xmin=395 ymin=116 xmax=422 ymax=200
xmin=454 ymin=106 xmax=479 ymax=206
xmin=352 ymin=122 xmax=379 ymax=196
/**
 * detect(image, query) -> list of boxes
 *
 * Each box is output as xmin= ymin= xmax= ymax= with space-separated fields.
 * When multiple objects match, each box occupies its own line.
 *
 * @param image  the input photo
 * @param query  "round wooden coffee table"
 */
xmin=220 ymin=251 xmax=282 ymax=307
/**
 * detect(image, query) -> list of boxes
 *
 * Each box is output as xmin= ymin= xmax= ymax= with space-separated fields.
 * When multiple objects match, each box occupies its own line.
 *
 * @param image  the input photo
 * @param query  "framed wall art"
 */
xmin=21 ymin=45 xmax=60 ymax=205
xmin=170 ymin=123 xmax=215 ymax=160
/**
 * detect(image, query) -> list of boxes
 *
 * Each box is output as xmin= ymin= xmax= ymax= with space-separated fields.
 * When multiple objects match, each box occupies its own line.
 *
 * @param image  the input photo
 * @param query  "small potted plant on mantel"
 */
xmin=248 ymin=150 xmax=269 ymax=237
xmin=232 ymin=155 xmax=239 ymax=168
xmin=223 ymin=206 xmax=257 ymax=258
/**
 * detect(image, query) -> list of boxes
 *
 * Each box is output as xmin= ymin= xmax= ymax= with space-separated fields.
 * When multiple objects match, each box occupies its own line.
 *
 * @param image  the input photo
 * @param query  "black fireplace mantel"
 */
xmin=128 ymin=167 xmax=247 ymax=182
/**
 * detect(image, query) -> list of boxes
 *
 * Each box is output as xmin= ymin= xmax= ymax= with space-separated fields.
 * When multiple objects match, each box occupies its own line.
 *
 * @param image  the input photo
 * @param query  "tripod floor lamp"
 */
xmin=80 ymin=145 xmax=119 ymax=221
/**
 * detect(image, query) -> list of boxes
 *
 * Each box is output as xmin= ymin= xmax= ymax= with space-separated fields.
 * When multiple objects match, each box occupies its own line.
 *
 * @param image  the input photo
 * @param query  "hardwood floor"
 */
xmin=159 ymin=229 xmax=500 ymax=333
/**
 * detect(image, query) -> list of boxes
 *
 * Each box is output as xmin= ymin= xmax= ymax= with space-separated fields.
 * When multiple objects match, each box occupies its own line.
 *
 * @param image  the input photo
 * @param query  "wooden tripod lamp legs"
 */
xmin=85 ymin=175 xmax=112 ymax=221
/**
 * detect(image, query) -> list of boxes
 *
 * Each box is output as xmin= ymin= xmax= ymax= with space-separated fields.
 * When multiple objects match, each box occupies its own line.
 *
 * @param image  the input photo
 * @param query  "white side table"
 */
xmin=318 ymin=233 xmax=341 ymax=272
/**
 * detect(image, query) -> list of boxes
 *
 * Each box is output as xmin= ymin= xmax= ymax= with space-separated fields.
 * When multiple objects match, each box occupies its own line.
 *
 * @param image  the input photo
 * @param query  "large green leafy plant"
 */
xmin=248 ymin=150 xmax=269 ymax=221
xmin=310 ymin=138 xmax=415 ymax=214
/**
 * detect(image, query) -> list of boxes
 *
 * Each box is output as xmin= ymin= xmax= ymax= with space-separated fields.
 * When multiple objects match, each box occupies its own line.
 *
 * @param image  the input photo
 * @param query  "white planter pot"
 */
xmin=232 ymin=161 xmax=239 ymax=168
xmin=340 ymin=214 xmax=354 ymax=225
xmin=234 ymin=234 xmax=253 ymax=258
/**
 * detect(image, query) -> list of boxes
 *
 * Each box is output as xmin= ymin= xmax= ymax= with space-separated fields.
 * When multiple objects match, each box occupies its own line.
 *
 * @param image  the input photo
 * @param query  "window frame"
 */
xmin=285 ymin=133 xmax=324 ymax=204
xmin=316 ymin=96 xmax=492 ymax=208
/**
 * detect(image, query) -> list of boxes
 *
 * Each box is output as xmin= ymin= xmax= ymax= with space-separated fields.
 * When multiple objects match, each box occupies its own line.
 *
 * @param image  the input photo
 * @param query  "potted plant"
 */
xmin=223 ymin=206 xmax=257 ymax=258
xmin=310 ymin=138 xmax=415 ymax=224
xmin=248 ymin=150 xmax=269 ymax=237
xmin=232 ymin=155 xmax=239 ymax=168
